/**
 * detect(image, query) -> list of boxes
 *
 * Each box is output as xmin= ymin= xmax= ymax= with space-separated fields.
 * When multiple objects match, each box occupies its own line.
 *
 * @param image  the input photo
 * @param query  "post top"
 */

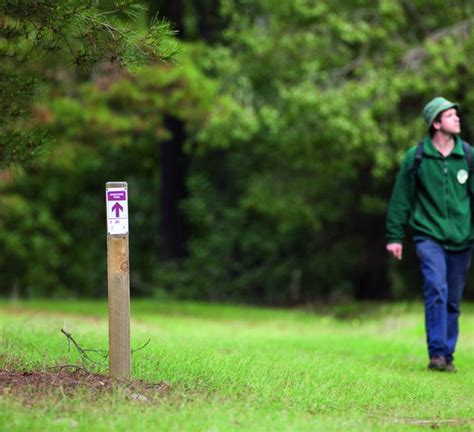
xmin=106 ymin=182 xmax=128 ymax=188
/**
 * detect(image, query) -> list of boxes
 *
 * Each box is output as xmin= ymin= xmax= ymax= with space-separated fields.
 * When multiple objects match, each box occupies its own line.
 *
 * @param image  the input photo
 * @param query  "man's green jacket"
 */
xmin=386 ymin=135 xmax=474 ymax=250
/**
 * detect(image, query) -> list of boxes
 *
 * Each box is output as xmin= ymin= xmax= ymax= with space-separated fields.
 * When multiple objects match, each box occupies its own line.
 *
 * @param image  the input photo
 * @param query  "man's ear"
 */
xmin=432 ymin=120 xmax=441 ymax=131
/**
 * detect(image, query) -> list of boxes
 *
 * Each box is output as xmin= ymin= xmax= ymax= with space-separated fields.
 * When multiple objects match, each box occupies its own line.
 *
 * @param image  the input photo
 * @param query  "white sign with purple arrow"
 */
xmin=106 ymin=187 xmax=129 ymax=235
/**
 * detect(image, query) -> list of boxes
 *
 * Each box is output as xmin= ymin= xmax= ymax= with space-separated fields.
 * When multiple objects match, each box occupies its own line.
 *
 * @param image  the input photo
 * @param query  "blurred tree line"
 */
xmin=1 ymin=0 xmax=474 ymax=303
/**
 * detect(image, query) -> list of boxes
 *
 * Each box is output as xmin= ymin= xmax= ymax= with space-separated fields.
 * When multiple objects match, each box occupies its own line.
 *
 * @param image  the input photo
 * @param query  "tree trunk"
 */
xmin=161 ymin=115 xmax=188 ymax=260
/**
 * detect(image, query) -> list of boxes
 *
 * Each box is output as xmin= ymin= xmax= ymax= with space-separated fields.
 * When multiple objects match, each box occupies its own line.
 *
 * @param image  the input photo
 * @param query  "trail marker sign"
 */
xmin=105 ymin=181 xmax=131 ymax=379
xmin=106 ymin=187 xmax=128 ymax=235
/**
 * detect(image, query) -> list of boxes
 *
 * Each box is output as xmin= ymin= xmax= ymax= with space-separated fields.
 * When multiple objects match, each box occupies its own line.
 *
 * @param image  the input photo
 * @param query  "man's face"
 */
xmin=433 ymin=108 xmax=461 ymax=134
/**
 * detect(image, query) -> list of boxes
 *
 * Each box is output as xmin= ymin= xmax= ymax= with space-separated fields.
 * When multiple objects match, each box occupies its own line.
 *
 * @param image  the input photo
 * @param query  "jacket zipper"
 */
xmin=444 ymin=159 xmax=452 ymax=244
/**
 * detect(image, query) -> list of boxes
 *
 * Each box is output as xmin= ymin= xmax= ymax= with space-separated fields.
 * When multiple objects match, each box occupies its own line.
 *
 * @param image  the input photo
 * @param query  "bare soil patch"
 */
xmin=0 ymin=367 xmax=170 ymax=403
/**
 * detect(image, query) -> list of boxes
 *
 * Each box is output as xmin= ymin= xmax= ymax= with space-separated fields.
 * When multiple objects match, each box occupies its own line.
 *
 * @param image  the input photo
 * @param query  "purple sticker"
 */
xmin=107 ymin=191 xmax=126 ymax=201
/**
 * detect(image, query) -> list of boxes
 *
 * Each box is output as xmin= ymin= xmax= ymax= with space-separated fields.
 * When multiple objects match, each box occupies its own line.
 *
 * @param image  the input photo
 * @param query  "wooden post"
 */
xmin=106 ymin=182 xmax=131 ymax=379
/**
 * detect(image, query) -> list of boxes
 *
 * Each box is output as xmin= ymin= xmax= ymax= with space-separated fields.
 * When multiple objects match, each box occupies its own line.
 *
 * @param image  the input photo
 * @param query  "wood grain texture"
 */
xmin=107 ymin=235 xmax=131 ymax=379
xmin=106 ymin=182 xmax=130 ymax=379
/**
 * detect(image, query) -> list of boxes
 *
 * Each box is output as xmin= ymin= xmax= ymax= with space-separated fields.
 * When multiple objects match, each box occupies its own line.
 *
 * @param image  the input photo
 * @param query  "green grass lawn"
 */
xmin=0 ymin=300 xmax=473 ymax=431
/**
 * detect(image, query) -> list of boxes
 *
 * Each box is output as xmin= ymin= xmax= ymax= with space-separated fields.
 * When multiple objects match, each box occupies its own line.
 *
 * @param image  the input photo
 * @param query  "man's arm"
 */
xmin=385 ymin=151 xmax=415 ymax=260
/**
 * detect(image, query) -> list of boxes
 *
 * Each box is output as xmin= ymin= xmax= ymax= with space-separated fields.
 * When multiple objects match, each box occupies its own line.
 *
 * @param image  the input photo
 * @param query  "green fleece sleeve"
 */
xmin=470 ymin=146 xmax=474 ymax=242
xmin=386 ymin=152 xmax=415 ymax=244
xmin=470 ymin=145 xmax=474 ymax=198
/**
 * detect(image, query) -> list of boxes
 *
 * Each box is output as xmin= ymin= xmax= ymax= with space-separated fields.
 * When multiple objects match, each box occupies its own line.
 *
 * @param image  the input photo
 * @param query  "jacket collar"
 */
xmin=423 ymin=135 xmax=464 ymax=157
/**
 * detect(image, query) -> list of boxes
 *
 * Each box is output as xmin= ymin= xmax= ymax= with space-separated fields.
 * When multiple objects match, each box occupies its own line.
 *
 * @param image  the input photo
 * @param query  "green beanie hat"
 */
xmin=422 ymin=97 xmax=459 ymax=128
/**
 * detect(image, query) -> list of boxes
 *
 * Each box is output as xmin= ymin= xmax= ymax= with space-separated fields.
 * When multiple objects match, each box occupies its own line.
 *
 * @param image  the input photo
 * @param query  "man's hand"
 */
xmin=386 ymin=243 xmax=403 ymax=260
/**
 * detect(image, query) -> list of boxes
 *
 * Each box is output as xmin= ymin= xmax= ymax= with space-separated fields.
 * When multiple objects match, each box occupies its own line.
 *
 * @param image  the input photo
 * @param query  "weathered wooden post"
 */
xmin=105 ymin=182 xmax=131 ymax=379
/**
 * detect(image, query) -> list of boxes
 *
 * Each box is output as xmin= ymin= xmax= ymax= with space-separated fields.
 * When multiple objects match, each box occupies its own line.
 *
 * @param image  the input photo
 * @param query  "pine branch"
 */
xmin=0 ymin=1 xmax=179 ymax=167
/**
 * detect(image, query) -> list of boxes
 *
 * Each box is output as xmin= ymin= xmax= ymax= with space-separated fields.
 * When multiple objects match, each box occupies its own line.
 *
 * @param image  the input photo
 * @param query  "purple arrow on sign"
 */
xmin=111 ymin=202 xmax=123 ymax=217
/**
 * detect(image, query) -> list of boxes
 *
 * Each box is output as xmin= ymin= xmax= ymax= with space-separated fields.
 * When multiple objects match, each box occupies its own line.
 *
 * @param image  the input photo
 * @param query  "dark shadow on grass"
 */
xmin=301 ymin=301 xmax=423 ymax=322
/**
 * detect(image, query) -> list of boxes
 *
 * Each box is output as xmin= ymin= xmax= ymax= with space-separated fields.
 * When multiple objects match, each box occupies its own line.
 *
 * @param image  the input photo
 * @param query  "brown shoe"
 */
xmin=428 ymin=356 xmax=447 ymax=371
xmin=445 ymin=362 xmax=457 ymax=373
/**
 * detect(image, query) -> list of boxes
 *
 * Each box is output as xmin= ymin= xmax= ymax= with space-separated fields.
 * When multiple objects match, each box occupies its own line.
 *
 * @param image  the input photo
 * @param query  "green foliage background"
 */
xmin=2 ymin=0 xmax=474 ymax=302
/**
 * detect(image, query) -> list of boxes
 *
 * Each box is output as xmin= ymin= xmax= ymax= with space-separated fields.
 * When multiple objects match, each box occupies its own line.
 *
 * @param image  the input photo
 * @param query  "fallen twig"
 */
xmin=60 ymin=329 xmax=151 ymax=369
xmin=131 ymin=339 xmax=151 ymax=354
xmin=60 ymin=328 xmax=92 ymax=363
xmin=45 ymin=364 xmax=93 ymax=374
xmin=393 ymin=417 xmax=474 ymax=425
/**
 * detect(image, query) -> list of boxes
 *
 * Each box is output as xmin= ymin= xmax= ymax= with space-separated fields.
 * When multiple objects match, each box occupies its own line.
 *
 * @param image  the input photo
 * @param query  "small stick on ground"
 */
xmin=132 ymin=339 xmax=151 ymax=354
xmin=60 ymin=328 xmax=92 ymax=363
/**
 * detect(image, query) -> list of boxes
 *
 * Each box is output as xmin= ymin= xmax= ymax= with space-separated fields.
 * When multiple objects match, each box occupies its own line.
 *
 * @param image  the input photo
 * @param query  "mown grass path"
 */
xmin=1 ymin=300 xmax=473 ymax=431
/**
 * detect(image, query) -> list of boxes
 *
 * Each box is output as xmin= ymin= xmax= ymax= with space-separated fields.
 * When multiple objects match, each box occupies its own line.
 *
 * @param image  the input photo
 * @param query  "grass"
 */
xmin=0 ymin=299 xmax=473 ymax=431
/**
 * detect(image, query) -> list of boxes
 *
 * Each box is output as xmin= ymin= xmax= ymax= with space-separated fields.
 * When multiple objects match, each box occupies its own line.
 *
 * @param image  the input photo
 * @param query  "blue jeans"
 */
xmin=415 ymin=238 xmax=471 ymax=362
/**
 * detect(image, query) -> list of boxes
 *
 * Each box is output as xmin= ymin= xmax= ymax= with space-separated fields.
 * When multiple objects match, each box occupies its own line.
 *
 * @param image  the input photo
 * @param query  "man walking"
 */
xmin=386 ymin=96 xmax=472 ymax=372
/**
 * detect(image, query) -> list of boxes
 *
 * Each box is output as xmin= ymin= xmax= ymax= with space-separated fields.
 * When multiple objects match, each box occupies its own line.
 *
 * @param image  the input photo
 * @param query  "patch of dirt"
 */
xmin=0 ymin=367 xmax=170 ymax=403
